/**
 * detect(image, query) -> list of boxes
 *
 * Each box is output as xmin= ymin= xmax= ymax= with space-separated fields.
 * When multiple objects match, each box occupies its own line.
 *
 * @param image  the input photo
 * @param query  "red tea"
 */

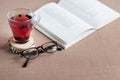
xmin=9 ymin=14 xmax=33 ymax=43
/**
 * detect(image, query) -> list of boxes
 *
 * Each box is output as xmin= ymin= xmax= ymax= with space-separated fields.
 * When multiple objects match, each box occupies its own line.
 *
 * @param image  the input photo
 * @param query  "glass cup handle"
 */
xmin=32 ymin=14 xmax=40 ymax=26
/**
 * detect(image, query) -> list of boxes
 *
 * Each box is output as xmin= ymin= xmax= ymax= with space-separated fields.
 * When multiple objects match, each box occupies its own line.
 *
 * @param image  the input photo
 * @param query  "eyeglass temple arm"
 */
xmin=57 ymin=47 xmax=62 ymax=51
xmin=22 ymin=58 xmax=29 ymax=68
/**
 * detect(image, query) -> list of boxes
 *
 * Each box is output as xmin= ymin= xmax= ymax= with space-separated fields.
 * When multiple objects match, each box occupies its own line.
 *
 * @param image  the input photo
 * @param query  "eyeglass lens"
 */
xmin=42 ymin=42 xmax=58 ymax=52
xmin=21 ymin=42 xmax=62 ymax=68
xmin=22 ymin=48 xmax=39 ymax=59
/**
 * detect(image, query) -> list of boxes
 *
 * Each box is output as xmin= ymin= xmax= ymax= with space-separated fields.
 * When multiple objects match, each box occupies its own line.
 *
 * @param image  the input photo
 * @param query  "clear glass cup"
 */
xmin=7 ymin=8 xmax=40 ymax=43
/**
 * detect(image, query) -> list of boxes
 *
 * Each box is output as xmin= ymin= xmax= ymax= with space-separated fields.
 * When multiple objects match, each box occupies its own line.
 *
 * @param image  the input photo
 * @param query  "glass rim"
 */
xmin=7 ymin=8 xmax=35 ymax=22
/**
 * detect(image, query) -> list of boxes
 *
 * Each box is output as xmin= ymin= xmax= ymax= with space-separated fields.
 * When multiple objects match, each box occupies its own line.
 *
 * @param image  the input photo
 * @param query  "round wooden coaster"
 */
xmin=8 ymin=37 xmax=35 ymax=54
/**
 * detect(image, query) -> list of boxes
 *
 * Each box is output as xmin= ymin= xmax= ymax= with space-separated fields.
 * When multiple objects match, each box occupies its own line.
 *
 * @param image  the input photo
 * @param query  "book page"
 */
xmin=35 ymin=3 xmax=95 ymax=48
xmin=58 ymin=0 xmax=120 ymax=29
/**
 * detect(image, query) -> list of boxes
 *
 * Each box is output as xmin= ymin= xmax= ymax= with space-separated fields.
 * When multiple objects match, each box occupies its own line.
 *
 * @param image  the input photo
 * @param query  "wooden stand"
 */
xmin=8 ymin=37 xmax=35 ymax=54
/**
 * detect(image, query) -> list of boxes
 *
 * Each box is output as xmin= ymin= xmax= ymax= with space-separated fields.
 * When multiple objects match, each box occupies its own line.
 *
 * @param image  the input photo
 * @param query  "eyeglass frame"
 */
xmin=18 ymin=41 xmax=63 ymax=67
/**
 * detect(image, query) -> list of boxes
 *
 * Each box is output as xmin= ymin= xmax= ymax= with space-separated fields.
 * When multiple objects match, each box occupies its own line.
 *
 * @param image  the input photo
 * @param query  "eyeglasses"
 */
xmin=19 ymin=42 xmax=62 ymax=68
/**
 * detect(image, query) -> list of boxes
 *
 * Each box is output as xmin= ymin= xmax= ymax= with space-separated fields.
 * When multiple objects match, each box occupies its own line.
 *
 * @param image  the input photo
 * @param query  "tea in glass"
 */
xmin=8 ymin=8 xmax=38 ymax=43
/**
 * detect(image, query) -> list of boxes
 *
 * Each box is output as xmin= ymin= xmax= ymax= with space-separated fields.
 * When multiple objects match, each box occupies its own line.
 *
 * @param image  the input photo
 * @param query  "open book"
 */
xmin=34 ymin=0 xmax=120 ymax=49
